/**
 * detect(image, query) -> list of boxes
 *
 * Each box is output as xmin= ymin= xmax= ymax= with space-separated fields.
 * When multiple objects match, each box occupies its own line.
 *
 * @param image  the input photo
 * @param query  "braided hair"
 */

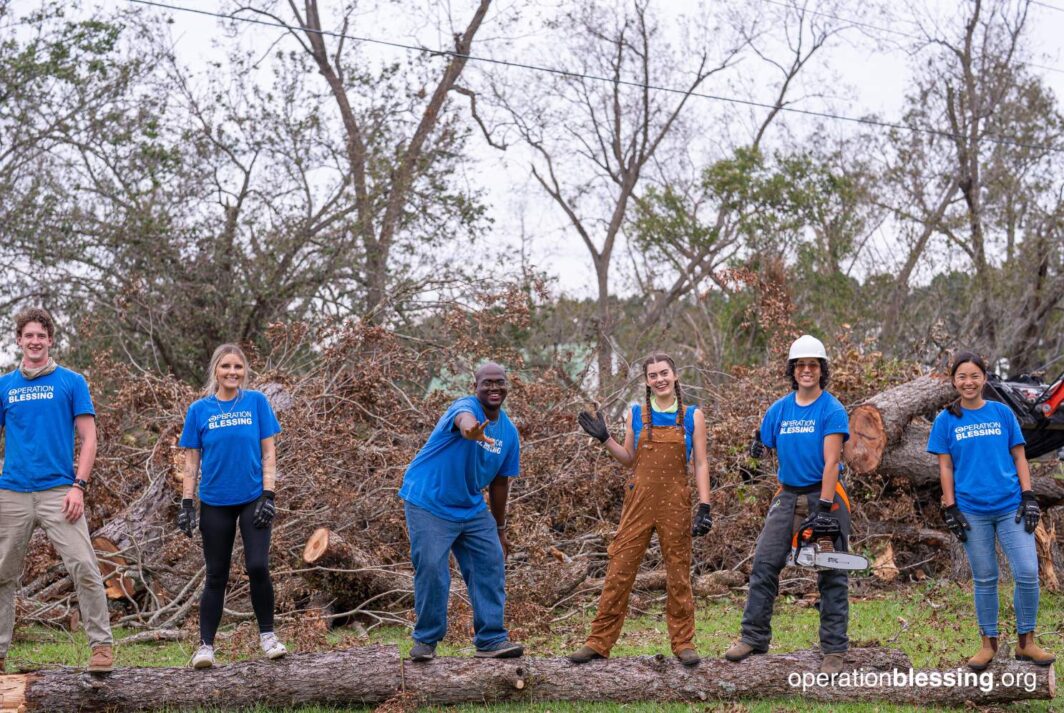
xmin=946 ymin=351 xmax=988 ymax=417
xmin=642 ymin=352 xmax=684 ymax=442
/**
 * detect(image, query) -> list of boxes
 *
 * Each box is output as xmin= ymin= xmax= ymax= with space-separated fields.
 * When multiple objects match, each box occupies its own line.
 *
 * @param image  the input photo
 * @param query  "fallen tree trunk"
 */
xmin=1 ymin=645 xmax=1053 ymax=710
xmin=845 ymin=375 xmax=955 ymax=474
xmin=878 ymin=421 xmax=1064 ymax=507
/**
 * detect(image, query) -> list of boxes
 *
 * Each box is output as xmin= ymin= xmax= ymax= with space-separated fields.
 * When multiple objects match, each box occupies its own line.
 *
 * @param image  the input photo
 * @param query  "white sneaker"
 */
xmin=260 ymin=632 xmax=287 ymax=660
xmin=191 ymin=644 xmax=215 ymax=669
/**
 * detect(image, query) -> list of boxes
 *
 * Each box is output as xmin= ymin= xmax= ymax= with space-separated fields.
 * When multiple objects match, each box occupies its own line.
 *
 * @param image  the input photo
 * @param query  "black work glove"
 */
xmin=798 ymin=499 xmax=840 ymax=539
xmin=942 ymin=503 xmax=971 ymax=542
xmin=578 ymin=410 xmax=610 ymax=444
xmin=177 ymin=498 xmax=197 ymax=538
xmin=1016 ymin=490 xmax=1040 ymax=533
xmin=749 ymin=431 xmax=766 ymax=459
xmin=691 ymin=503 xmax=713 ymax=537
xmin=253 ymin=490 xmax=276 ymax=529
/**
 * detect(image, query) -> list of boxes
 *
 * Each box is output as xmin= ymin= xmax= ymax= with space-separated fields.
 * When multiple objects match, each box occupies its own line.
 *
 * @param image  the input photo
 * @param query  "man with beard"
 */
xmin=399 ymin=362 xmax=523 ymax=662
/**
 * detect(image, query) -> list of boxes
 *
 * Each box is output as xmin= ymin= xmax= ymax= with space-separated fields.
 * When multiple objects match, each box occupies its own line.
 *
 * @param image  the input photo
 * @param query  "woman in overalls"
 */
xmin=569 ymin=352 xmax=712 ymax=666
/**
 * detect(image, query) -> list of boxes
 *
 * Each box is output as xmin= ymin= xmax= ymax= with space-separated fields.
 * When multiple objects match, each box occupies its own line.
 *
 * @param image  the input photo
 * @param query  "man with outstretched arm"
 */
xmin=399 ymin=361 xmax=523 ymax=661
xmin=0 ymin=308 xmax=113 ymax=673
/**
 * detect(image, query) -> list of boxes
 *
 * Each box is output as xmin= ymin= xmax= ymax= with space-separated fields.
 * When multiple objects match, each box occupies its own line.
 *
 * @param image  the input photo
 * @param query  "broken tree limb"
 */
xmin=1 ymin=645 xmax=1053 ymax=710
xmin=845 ymin=375 xmax=955 ymax=474
xmin=300 ymin=528 xmax=411 ymax=611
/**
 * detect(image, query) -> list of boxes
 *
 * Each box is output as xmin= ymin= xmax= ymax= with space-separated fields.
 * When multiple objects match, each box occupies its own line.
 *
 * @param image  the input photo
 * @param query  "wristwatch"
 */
xmin=73 ymin=478 xmax=89 ymax=491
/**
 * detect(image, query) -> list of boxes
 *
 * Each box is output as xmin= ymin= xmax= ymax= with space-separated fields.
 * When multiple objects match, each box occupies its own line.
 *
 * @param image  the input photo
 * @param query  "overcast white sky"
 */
xmin=140 ymin=0 xmax=1064 ymax=296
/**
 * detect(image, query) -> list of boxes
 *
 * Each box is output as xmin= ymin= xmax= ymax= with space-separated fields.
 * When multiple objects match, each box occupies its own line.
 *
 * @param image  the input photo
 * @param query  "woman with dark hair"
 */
xmin=568 ymin=353 xmax=712 ymax=666
xmin=177 ymin=344 xmax=287 ymax=669
xmin=928 ymin=351 xmax=1054 ymax=670
xmin=725 ymin=335 xmax=851 ymax=675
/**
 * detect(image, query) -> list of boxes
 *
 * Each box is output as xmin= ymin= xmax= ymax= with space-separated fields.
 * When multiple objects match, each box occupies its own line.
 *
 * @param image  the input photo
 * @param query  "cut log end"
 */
xmin=845 ymin=404 xmax=887 ymax=474
xmin=91 ymin=537 xmax=136 ymax=600
xmin=0 ymin=672 xmax=28 ymax=711
xmin=303 ymin=528 xmax=335 ymax=564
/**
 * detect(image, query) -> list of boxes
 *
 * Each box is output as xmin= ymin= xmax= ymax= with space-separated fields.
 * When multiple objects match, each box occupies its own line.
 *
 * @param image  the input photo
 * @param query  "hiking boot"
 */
xmin=191 ymin=644 xmax=215 ymax=669
xmin=568 ymin=645 xmax=605 ymax=664
xmin=0 ymin=656 xmax=5 ymax=673
xmin=675 ymin=648 xmax=701 ymax=667
xmin=967 ymin=635 xmax=998 ymax=671
xmin=87 ymin=644 xmax=113 ymax=673
xmin=1016 ymin=632 xmax=1055 ymax=666
xmin=724 ymin=640 xmax=764 ymax=662
xmin=260 ymin=632 xmax=287 ymax=660
xmin=409 ymin=641 xmax=436 ymax=662
xmin=474 ymin=640 xmax=524 ymax=658
xmin=820 ymin=652 xmax=845 ymax=674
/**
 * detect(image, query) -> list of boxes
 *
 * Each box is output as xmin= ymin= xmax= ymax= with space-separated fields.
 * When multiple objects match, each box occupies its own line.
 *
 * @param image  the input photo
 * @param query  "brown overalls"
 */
xmin=584 ymin=408 xmax=695 ymax=656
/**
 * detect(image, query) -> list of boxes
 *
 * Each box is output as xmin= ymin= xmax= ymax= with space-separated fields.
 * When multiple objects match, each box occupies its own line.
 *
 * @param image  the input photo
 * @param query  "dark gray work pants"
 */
xmin=739 ymin=483 xmax=851 ymax=654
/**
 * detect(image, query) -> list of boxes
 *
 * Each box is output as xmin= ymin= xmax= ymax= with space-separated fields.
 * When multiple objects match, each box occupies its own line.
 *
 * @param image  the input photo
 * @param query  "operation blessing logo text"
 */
xmin=780 ymin=418 xmax=816 ymax=435
xmin=477 ymin=437 xmax=503 ymax=455
xmin=7 ymin=384 xmax=55 ymax=403
xmin=953 ymin=422 xmax=1002 ymax=441
xmin=208 ymin=410 xmax=254 ymax=429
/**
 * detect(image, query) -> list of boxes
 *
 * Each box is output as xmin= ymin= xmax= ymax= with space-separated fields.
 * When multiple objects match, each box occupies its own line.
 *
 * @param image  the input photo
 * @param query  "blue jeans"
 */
xmin=404 ymin=501 xmax=508 ymax=648
xmin=960 ymin=507 xmax=1040 ymax=636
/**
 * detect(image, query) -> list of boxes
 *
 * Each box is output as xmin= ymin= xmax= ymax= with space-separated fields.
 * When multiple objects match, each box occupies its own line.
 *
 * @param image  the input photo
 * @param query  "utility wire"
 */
xmin=759 ymin=0 xmax=1064 ymax=75
xmin=129 ymin=0 xmax=1064 ymax=154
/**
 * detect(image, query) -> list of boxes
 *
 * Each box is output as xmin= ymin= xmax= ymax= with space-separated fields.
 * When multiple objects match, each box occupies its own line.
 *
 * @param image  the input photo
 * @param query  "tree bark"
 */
xmin=300 ymin=528 xmax=411 ymax=612
xmin=845 ymin=375 xmax=956 ymax=474
xmin=2 ymin=644 xmax=1052 ymax=710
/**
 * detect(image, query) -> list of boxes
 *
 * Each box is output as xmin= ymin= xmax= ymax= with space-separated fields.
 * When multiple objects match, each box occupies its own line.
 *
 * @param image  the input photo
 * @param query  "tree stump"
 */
xmin=301 ymin=528 xmax=410 ymax=612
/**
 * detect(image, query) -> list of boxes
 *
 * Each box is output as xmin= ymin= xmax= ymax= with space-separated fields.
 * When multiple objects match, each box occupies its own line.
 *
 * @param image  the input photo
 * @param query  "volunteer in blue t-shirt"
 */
xmin=399 ymin=362 xmax=522 ymax=662
xmin=725 ymin=335 xmax=852 ymax=675
xmin=568 ymin=352 xmax=711 ymax=667
xmin=0 ymin=308 xmax=113 ymax=673
xmin=927 ymin=351 xmax=1054 ymax=670
xmin=177 ymin=343 xmax=286 ymax=670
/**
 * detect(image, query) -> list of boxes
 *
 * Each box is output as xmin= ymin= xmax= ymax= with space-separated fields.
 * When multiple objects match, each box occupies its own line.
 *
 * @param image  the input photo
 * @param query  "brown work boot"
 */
xmin=724 ymin=640 xmax=765 ymax=662
xmin=820 ymin=652 xmax=845 ymax=674
xmin=967 ymin=635 xmax=998 ymax=671
xmin=567 ymin=645 xmax=605 ymax=664
xmin=87 ymin=644 xmax=114 ymax=673
xmin=675 ymin=647 xmax=700 ymax=667
xmin=1016 ymin=632 xmax=1055 ymax=666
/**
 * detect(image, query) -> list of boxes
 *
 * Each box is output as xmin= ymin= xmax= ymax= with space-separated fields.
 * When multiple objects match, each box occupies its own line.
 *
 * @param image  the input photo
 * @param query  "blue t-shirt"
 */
xmin=0 ymin=366 xmax=95 ymax=492
xmin=178 ymin=390 xmax=282 ymax=506
xmin=760 ymin=391 xmax=850 ymax=487
xmin=399 ymin=396 xmax=520 ymax=522
xmin=630 ymin=403 xmax=698 ymax=463
xmin=926 ymin=401 xmax=1025 ymax=514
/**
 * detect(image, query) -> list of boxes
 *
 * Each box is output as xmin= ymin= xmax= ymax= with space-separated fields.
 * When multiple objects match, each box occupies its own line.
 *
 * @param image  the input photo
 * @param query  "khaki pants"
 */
xmin=0 ymin=487 xmax=112 ymax=654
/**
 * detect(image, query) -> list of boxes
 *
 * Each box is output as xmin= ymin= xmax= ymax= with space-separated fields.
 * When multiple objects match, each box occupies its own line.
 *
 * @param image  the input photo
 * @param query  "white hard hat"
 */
xmin=788 ymin=335 xmax=828 ymax=362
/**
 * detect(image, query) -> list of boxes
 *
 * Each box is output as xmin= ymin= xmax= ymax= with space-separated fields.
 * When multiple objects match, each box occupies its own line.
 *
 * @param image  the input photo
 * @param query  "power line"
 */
xmin=759 ymin=0 xmax=1064 ymax=76
xmin=129 ymin=0 xmax=1063 ymax=154
xmin=1031 ymin=0 xmax=1064 ymax=13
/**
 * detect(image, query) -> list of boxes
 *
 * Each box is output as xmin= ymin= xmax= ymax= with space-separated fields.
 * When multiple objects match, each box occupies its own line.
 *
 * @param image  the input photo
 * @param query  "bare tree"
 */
xmin=485 ymin=0 xmax=743 ymax=386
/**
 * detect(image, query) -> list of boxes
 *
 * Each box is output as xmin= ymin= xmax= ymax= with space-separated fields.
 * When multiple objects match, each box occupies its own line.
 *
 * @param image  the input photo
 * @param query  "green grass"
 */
xmin=6 ymin=581 xmax=1062 ymax=712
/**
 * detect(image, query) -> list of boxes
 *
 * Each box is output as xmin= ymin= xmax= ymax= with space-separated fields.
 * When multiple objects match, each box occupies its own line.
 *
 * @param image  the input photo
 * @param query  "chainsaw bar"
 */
xmin=791 ymin=541 xmax=869 ymax=572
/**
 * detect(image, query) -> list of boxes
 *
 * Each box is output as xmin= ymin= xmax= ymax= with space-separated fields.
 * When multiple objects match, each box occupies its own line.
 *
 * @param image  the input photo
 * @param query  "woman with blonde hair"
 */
xmin=177 ymin=344 xmax=285 ymax=668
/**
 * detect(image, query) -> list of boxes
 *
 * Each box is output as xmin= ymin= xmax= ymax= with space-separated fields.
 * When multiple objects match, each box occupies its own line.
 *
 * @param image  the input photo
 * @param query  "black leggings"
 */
xmin=199 ymin=500 xmax=274 ymax=645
